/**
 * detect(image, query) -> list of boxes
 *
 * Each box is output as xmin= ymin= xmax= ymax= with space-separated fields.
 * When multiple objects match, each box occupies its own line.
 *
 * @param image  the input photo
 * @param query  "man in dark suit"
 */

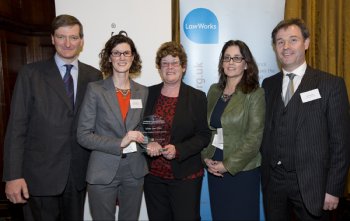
xmin=261 ymin=18 xmax=350 ymax=220
xmin=3 ymin=14 xmax=102 ymax=220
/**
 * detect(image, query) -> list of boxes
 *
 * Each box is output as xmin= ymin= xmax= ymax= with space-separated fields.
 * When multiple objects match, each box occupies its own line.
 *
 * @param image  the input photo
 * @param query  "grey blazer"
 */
xmin=77 ymin=77 xmax=148 ymax=184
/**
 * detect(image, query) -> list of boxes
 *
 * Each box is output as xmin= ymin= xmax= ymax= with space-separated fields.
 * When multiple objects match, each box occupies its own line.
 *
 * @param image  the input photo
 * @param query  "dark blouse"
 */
xmin=149 ymin=94 xmax=177 ymax=179
xmin=209 ymin=95 xmax=231 ymax=161
xmin=210 ymin=95 xmax=230 ymax=129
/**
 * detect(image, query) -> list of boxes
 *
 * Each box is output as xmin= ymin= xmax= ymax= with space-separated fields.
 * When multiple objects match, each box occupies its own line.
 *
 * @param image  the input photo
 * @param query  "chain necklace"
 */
xmin=115 ymin=87 xmax=130 ymax=97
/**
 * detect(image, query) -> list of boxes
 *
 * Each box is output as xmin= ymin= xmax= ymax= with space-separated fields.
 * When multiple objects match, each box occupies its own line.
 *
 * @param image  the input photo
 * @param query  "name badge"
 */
xmin=123 ymin=141 xmax=137 ymax=154
xmin=300 ymin=89 xmax=321 ymax=103
xmin=212 ymin=128 xmax=224 ymax=150
xmin=130 ymin=99 xmax=142 ymax=109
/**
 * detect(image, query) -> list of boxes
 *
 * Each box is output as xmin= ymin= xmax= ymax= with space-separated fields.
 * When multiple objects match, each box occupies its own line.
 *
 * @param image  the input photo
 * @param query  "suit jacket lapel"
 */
xmin=207 ymin=86 xmax=246 ymax=119
xmin=266 ymin=72 xmax=283 ymax=126
xmin=295 ymin=67 xmax=318 ymax=130
xmin=172 ymin=82 xmax=188 ymax=132
xmin=224 ymin=91 xmax=246 ymax=114
xmin=43 ymin=59 xmax=74 ymax=111
xmin=75 ymin=61 xmax=89 ymax=113
xmin=273 ymin=72 xmax=284 ymax=105
xmin=125 ymin=80 xmax=141 ymax=131
xmin=207 ymin=86 xmax=221 ymax=128
xmin=102 ymin=77 xmax=125 ymax=130
xmin=144 ymin=83 xmax=163 ymax=117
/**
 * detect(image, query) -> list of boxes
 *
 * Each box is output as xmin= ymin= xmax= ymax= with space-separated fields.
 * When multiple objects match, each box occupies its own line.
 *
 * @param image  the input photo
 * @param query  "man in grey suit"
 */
xmin=261 ymin=18 xmax=350 ymax=220
xmin=3 ymin=14 xmax=102 ymax=220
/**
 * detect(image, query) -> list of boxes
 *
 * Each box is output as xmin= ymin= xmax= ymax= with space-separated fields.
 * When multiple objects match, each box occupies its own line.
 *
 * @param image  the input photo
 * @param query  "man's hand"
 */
xmin=323 ymin=193 xmax=339 ymax=210
xmin=5 ymin=178 xmax=29 ymax=204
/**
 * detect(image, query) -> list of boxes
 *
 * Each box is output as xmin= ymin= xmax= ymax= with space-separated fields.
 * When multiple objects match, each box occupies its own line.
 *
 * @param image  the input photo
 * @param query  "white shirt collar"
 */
xmin=282 ymin=61 xmax=307 ymax=77
xmin=54 ymin=53 xmax=79 ymax=70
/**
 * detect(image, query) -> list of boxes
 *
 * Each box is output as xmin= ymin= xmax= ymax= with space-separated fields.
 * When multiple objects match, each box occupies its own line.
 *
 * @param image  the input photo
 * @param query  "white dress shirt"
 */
xmin=281 ymin=61 xmax=307 ymax=100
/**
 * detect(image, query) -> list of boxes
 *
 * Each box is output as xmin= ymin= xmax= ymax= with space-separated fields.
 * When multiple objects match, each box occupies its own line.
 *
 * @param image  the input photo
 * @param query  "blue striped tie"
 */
xmin=63 ymin=64 xmax=74 ymax=107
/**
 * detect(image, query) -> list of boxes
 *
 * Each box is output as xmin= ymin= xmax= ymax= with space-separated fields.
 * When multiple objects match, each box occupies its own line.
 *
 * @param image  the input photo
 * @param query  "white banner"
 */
xmin=181 ymin=0 xmax=285 ymax=91
xmin=180 ymin=0 xmax=285 ymax=220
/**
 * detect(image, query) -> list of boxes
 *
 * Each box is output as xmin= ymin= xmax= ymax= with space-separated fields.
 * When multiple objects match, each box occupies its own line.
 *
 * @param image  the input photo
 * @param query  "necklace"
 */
xmin=221 ymin=93 xmax=232 ymax=102
xmin=115 ymin=87 xmax=130 ymax=97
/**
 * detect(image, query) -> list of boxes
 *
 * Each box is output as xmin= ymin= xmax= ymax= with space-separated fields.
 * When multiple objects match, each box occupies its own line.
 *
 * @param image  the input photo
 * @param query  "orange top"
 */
xmin=116 ymin=90 xmax=130 ymax=122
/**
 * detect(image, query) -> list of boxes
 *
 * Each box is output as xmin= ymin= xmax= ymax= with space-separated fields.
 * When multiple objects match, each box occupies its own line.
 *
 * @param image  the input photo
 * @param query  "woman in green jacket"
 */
xmin=201 ymin=40 xmax=265 ymax=220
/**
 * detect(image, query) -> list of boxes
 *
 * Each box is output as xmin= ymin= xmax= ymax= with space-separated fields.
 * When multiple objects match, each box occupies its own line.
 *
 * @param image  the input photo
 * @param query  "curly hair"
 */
xmin=99 ymin=31 xmax=142 ymax=78
xmin=218 ymin=40 xmax=259 ymax=94
xmin=155 ymin=41 xmax=187 ymax=75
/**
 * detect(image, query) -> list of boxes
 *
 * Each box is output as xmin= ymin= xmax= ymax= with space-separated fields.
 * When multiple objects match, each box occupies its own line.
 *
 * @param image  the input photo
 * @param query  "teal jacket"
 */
xmin=201 ymin=84 xmax=265 ymax=175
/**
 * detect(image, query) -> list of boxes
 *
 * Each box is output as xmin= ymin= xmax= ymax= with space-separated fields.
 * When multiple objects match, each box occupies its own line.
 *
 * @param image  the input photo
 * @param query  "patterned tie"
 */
xmin=63 ymin=64 xmax=74 ymax=107
xmin=284 ymin=73 xmax=296 ymax=106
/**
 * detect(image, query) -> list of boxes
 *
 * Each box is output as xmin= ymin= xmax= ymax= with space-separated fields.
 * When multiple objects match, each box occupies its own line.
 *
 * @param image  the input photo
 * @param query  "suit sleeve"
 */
xmin=77 ymin=83 xmax=123 ymax=156
xmin=175 ymin=91 xmax=212 ymax=162
xmin=3 ymin=66 xmax=32 ymax=181
xmin=325 ymin=78 xmax=350 ymax=196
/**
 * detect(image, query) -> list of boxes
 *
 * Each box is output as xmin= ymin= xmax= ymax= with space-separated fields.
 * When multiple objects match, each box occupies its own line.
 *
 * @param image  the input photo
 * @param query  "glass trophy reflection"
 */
xmin=141 ymin=115 xmax=169 ymax=149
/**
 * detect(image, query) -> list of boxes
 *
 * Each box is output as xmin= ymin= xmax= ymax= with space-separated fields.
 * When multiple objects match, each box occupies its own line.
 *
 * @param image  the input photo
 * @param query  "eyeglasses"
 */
xmin=111 ymin=50 xmax=133 ymax=57
xmin=223 ymin=56 xmax=245 ymax=63
xmin=160 ymin=61 xmax=181 ymax=68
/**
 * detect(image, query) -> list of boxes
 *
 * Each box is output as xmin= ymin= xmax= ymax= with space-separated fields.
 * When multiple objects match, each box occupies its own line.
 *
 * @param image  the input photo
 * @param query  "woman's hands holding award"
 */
xmin=121 ymin=131 xmax=145 ymax=148
xmin=142 ymin=115 xmax=175 ymax=159
xmin=146 ymin=142 xmax=163 ymax=157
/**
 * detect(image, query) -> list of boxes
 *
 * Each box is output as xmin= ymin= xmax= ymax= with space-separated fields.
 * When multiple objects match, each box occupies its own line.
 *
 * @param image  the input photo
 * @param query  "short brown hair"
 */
xmin=155 ymin=42 xmax=187 ymax=74
xmin=51 ymin=14 xmax=84 ymax=38
xmin=271 ymin=18 xmax=310 ymax=44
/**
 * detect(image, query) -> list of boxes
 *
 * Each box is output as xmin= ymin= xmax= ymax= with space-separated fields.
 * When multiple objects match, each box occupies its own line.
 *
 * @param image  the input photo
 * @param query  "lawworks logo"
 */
xmin=183 ymin=8 xmax=218 ymax=44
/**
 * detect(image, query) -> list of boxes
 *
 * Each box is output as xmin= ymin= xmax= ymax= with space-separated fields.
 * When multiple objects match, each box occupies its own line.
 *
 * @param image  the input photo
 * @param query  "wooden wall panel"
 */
xmin=23 ymin=0 xmax=56 ymax=25
xmin=0 ymin=33 xmax=30 ymax=201
xmin=0 ymin=1 xmax=55 ymax=219
xmin=33 ymin=36 xmax=55 ymax=62
xmin=0 ymin=1 xmax=12 ymax=18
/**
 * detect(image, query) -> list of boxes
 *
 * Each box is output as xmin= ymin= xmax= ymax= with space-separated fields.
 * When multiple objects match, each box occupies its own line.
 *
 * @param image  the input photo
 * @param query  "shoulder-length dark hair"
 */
xmin=218 ymin=40 xmax=259 ymax=93
xmin=99 ymin=31 xmax=142 ymax=78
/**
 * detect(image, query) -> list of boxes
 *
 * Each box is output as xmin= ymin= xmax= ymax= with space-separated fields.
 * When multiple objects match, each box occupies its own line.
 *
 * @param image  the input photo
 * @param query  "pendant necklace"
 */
xmin=115 ymin=87 xmax=130 ymax=98
xmin=221 ymin=93 xmax=232 ymax=102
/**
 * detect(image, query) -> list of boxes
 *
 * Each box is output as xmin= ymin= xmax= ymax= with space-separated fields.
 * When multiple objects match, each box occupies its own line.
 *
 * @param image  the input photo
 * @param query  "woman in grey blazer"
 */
xmin=77 ymin=32 xmax=148 ymax=220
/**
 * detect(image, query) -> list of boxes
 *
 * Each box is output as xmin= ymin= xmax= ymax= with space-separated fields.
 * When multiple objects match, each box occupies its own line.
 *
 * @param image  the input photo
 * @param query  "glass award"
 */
xmin=141 ymin=114 xmax=169 ymax=148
